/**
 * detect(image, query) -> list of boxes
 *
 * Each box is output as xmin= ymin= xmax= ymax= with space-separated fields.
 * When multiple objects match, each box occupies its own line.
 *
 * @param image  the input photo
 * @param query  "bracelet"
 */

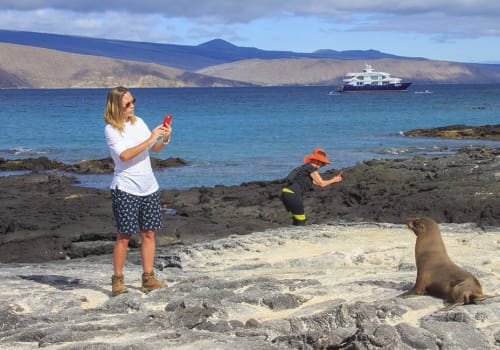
xmin=163 ymin=136 xmax=170 ymax=144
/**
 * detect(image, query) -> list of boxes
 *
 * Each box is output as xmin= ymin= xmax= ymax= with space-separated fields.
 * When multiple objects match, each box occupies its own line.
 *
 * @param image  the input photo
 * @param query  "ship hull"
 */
xmin=339 ymin=82 xmax=412 ymax=92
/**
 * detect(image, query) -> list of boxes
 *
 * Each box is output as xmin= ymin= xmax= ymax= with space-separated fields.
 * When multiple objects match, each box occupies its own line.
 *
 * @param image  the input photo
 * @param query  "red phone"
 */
xmin=163 ymin=114 xmax=172 ymax=126
xmin=338 ymin=170 xmax=344 ymax=177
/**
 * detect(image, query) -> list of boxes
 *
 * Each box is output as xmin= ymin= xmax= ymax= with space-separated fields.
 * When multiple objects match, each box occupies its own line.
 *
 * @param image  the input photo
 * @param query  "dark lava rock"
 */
xmin=0 ymin=156 xmax=188 ymax=174
xmin=404 ymin=124 xmax=500 ymax=141
xmin=0 ymin=147 xmax=499 ymax=264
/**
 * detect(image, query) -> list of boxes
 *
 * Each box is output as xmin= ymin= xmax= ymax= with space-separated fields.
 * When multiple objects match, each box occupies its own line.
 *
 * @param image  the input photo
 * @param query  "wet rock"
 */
xmin=0 ymin=156 xmax=66 ymax=171
xmin=0 ymin=156 xmax=189 ymax=174
xmin=404 ymin=124 xmax=500 ymax=141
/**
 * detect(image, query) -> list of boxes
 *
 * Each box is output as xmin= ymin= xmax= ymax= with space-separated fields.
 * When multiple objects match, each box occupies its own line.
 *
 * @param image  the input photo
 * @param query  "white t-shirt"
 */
xmin=104 ymin=117 xmax=159 ymax=196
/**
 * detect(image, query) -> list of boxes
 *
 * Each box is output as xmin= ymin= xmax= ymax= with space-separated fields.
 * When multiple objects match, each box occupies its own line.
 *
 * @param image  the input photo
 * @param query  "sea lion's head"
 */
xmin=406 ymin=217 xmax=439 ymax=237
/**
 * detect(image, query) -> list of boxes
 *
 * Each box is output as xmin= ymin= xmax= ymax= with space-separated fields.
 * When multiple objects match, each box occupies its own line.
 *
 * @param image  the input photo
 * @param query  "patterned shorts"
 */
xmin=111 ymin=189 xmax=163 ymax=235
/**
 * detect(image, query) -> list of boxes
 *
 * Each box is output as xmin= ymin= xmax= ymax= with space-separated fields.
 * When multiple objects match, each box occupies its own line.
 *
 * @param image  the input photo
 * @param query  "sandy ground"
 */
xmin=170 ymin=223 xmax=500 ymax=325
xmin=5 ymin=223 xmax=499 ymax=318
xmin=1 ymin=222 xmax=499 ymax=349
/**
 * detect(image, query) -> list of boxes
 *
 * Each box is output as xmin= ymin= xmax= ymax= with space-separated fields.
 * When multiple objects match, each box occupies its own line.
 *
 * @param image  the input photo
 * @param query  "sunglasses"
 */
xmin=123 ymin=98 xmax=136 ymax=109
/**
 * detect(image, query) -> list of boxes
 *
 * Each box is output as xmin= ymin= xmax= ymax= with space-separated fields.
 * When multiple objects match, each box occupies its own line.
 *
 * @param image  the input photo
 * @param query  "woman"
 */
xmin=281 ymin=148 xmax=343 ymax=226
xmin=104 ymin=86 xmax=171 ymax=296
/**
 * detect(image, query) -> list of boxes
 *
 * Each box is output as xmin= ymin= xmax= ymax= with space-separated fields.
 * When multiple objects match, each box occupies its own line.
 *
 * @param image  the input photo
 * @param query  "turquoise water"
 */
xmin=1 ymin=85 xmax=499 ymax=189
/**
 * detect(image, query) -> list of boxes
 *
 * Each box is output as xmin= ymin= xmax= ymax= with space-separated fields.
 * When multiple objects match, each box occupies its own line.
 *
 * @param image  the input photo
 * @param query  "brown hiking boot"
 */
xmin=141 ymin=272 xmax=166 ymax=293
xmin=111 ymin=274 xmax=128 ymax=296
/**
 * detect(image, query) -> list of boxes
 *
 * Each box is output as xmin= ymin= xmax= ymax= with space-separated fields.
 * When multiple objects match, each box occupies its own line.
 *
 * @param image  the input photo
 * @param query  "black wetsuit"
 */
xmin=281 ymin=163 xmax=316 ymax=225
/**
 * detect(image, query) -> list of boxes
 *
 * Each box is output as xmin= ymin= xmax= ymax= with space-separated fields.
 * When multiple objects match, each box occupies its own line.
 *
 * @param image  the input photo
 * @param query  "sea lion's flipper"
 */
xmin=472 ymin=294 xmax=497 ymax=304
xmin=472 ymin=295 xmax=487 ymax=303
xmin=440 ymin=294 xmax=496 ymax=310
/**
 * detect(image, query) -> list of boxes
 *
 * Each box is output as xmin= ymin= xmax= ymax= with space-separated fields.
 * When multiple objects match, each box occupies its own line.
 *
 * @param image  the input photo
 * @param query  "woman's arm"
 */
xmin=310 ymin=171 xmax=343 ymax=187
xmin=119 ymin=124 xmax=170 ymax=161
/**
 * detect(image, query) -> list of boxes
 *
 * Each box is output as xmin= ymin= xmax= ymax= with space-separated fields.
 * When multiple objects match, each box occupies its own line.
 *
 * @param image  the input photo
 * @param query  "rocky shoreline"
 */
xmin=1 ymin=146 xmax=499 ymax=264
xmin=0 ymin=156 xmax=188 ymax=174
xmin=2 ymin=124 xmax=498 ymax=175
xmin=1 ymin=132 xmax=499 ymax=349
xmin=404 ymin=124 xmax=500 ymax=141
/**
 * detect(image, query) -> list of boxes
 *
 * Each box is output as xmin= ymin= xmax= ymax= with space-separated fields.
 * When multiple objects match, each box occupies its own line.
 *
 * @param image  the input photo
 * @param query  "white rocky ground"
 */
xmin=1 ymin=222 xmax=499 ymax=349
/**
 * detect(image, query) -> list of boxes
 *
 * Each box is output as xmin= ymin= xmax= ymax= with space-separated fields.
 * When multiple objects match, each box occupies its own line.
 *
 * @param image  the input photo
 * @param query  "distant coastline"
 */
xmin=2 ymin=30 xmax=500 ymax=89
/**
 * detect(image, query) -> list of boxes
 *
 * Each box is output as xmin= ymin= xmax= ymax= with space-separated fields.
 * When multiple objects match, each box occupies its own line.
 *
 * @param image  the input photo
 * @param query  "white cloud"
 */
xmin=1 ymin=1 xmax=500 ymax=62
xmin=2 ymin=1 xmax=500 ymax=21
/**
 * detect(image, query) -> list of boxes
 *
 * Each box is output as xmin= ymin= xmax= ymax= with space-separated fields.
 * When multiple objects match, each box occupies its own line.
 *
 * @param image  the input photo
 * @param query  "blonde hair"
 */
xmin=103 ymin=86 xmax=137 ymax=132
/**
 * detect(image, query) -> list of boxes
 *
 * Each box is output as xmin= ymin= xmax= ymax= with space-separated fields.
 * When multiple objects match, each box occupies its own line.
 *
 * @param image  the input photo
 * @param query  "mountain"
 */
xmin=0 ymin=43 xmax=254 ymax=89
xmin=196 ymin=58 xmax=500 ymax=86
xmin=1 ymin=30 xmax=500 ymax=89
xmin=0 ymin=30 xmax=411 ymax=71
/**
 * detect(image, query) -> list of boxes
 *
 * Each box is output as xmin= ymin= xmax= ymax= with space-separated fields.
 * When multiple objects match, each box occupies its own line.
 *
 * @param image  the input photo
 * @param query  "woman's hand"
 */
xmin=150 ymin=123 xmax=172 ymax=153
xmin=151 ymin=123 xmax=171 ymax=140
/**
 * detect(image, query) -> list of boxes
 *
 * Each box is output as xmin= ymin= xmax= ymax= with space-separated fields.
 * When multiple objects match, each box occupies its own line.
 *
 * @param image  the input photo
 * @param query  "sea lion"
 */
xmin=398 ymin=217 xmax=487 ymax=310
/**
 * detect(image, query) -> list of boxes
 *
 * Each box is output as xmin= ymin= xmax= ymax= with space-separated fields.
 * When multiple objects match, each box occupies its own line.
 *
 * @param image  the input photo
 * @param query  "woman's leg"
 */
xmin=111 ymin=232 xmax=131 ymax=296
xmin=113 ymin=232 xmax=131 ymax=275
xmin=140 ymin=229 xmax=156 ymax=273
xmin=140 ymin=229 xmax=165 ymax=292
xmin=138 ymin=191 xmax=165 ymax=292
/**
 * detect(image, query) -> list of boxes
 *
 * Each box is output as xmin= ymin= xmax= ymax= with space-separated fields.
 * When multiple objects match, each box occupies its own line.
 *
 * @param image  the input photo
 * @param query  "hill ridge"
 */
xmin=0 ymin=29 xmax=411 ymax=71
xmin=1 ymin=30 xmax=500 ymax=88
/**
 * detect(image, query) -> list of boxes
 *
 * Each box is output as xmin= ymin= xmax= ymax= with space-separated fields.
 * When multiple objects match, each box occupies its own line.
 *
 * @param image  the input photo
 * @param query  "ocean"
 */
xmin=1 ymin=85 xmax=499 ymax=190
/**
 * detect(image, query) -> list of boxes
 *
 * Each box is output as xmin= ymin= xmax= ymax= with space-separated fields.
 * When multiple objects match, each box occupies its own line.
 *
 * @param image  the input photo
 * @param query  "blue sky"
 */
xmin=1 ymin=1 xmax=499 ymax=63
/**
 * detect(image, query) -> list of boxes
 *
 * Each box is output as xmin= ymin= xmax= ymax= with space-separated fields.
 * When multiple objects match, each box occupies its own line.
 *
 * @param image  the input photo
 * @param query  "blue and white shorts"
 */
xmin=111 ymin=189 xmax=163 ymax=235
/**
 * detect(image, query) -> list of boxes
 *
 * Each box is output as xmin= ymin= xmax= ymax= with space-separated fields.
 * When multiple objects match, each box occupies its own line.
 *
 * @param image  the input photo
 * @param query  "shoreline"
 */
xmin=404 ymin=124 xmax=500 ymax=141
xmin=1 ymin=146 xmax=499 ymax=264
xmin=1 ymin=124 xmax=498 ymax=177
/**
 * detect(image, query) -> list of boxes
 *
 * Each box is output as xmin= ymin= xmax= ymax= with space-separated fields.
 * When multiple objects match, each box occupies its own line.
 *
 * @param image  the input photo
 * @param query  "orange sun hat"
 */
xmin=303 ymin=148 xmax=331 ymax=164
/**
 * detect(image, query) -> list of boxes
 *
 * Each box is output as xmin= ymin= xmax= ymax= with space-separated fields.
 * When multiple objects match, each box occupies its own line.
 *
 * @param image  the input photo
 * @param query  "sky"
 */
xmin=1 ymin=1 xmax=500 ymax=64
